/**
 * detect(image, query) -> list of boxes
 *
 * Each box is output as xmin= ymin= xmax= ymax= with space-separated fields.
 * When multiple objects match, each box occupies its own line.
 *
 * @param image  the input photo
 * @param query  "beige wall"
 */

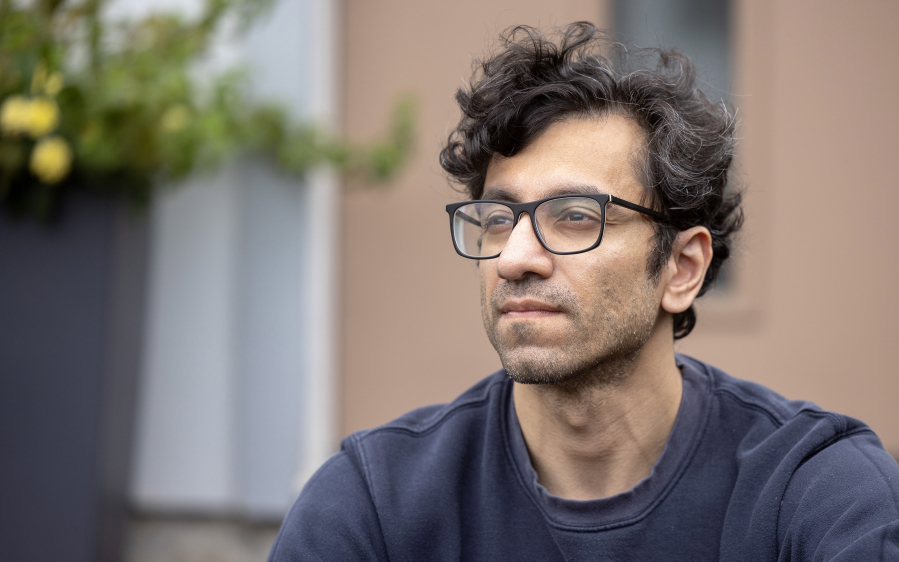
xmin=340 ymin=0 xmax=899 ymax=454
xmin=340 ymin=0 xmax=608 ymax=434
xmin=677 ymin=0 xmax=899 ymax=453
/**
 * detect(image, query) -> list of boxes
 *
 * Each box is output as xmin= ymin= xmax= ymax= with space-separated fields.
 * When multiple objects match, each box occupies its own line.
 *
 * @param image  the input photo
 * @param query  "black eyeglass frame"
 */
xmin=445 ymin=193 xmax=669 ymax=259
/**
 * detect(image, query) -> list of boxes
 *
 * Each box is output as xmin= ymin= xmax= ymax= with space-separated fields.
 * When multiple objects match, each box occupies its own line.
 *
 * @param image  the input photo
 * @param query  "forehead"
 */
xmin=482 ymin=114 xmax=647 ymax=202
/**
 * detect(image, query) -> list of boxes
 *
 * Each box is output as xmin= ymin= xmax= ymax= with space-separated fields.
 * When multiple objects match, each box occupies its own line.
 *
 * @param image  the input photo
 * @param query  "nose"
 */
xmin=495 ymin=212 xmax=554 ymax=280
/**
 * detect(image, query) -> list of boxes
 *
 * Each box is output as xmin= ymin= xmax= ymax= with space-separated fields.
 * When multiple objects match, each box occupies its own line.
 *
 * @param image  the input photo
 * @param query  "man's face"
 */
xmin=479 ymin=114 xmax=664 ymax=386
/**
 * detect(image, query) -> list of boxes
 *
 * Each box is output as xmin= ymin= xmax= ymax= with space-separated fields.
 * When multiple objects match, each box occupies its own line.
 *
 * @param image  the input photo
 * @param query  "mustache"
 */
xmin=489 ymin=278 xmax=579 ymax=313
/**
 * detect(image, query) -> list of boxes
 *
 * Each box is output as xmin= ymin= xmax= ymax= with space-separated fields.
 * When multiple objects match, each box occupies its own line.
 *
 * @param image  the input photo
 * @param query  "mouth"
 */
xmin=499 ymin=298 xmax=562 ymax=319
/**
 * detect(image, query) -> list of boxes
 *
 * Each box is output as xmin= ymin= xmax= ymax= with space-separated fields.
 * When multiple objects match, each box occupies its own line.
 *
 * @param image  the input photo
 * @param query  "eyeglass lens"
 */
xmin=452 ymin=196 xmax=604 ymax=258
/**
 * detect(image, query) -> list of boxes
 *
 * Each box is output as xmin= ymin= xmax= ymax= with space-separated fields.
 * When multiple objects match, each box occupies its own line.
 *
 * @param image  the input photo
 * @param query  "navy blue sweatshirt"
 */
xmin=269 ymin=355 xmax=899 ymax=561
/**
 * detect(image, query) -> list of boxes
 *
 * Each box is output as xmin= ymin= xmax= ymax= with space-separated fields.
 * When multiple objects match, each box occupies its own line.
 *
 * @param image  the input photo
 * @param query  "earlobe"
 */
xmin=660 ymin=227 xmax=713 ymax=314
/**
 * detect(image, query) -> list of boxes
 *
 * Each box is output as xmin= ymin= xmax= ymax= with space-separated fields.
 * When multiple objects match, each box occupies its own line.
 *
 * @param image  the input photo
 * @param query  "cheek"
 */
xmin=553 ymin=255 xmax=604 ymax=302
xmin=565 ymin=246 xmax=647 ymax=300
xmin=478 ymin=262 xmax=498 ymax=303
xmin=598 ymin=230 xmax=654 ymax=275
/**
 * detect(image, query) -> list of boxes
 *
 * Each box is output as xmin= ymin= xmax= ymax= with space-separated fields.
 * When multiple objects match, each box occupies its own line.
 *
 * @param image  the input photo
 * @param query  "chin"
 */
xmin=500 ymin=347 xmax=586 ymax=385
xmin=499 ymin=345 xmax=637 ymax=389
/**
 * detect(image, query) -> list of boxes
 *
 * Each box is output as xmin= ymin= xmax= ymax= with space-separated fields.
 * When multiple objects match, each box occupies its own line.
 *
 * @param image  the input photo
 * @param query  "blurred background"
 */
xmin=1 ymin=0 xmax=897 ymax=561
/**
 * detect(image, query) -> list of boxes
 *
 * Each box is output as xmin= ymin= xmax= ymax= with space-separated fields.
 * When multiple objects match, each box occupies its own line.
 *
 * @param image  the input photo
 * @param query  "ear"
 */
xmin=660 ymin=226 xmax=713 ymax=314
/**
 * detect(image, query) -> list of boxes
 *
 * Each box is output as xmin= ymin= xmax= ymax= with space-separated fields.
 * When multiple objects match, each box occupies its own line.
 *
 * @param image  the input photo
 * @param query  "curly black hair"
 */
xmin=439 ymin=22 xmax=743 ymax=339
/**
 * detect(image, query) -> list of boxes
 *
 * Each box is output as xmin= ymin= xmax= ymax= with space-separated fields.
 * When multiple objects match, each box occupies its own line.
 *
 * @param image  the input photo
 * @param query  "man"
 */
xmin=270 ymin=23 xmax=899 ymax=561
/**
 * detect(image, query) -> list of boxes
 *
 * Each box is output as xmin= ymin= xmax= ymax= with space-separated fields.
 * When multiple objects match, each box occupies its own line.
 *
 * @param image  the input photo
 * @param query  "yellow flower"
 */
xmin=30 ymin=136 xmax=73 ymax=184
xmin=1 ymin=95 xmax=30 ymax=135
xmin=31 ymin=62 xmax=65 ymax=96
xmin=25 ymin=98 xmax=60 ymax=138
xmin=0 ymin=96 xmax=60 ymax=138
xmin=161 ymin=105 xmax=190 ymax=132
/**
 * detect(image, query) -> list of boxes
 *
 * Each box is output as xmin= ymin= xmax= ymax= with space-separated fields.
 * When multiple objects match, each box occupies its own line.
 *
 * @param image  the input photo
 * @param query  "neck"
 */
xmin=512 ymin=322 xmax=683 ymax=501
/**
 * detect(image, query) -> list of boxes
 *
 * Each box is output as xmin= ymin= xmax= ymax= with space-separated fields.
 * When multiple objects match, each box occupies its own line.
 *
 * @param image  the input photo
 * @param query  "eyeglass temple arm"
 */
xmin=608 ymin=195 xmax=669 ymax=222
xmin=455 ymin=210 xmax=482 ymax=227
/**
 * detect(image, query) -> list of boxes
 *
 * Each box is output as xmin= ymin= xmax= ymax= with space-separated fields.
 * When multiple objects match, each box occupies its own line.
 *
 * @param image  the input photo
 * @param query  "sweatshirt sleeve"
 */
xmin=268 ymin=451 xmax=389 ymax=562
xmin=777 ymin=431 xmax=899 ymax=561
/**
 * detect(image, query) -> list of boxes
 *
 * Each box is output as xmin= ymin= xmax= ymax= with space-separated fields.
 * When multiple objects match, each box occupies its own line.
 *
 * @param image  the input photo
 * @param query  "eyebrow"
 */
xmin=481 ymin=183 xmax=603 ymax=202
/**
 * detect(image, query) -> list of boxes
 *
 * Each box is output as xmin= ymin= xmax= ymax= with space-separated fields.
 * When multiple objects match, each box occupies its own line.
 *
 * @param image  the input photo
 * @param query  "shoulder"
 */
xmin=270 ymin=370 xmax=512 ymax=561
xmin=268 ymin=451 xmax=388 ymax=561
xmin=778 ymin=431 xmax=899 ymax=559
xmin=341 ymin=370 xmax=510 ymax=479
xmin=679 ymin=354 xmax=870 ymax=448
xmin=678 ymin=355 xmax=899 ymax=559
xmin=682 ymin=354 xmax=882 ymax=473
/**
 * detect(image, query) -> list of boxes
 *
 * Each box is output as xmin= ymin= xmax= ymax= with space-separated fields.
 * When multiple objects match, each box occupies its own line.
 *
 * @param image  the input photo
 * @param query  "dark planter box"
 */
xmin=0 ymin=193 xmax=149 ymax=562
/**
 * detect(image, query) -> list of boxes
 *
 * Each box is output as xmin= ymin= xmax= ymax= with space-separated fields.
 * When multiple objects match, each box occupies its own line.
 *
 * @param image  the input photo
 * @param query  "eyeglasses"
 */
xmin=445 ymin=194 xmax=669 ymax=259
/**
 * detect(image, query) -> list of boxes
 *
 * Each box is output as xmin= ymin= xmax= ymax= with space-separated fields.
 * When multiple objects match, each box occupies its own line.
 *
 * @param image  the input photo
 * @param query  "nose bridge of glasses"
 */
xmin=507 ymin=209 xmax=546 ymax=250
xmin=505 ymin=208 xmax=533 ymax=234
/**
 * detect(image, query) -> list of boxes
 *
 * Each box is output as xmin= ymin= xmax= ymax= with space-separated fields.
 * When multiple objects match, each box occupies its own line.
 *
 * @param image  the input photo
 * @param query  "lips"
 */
xmin=499 ymin=299 xmax=561 ymax=314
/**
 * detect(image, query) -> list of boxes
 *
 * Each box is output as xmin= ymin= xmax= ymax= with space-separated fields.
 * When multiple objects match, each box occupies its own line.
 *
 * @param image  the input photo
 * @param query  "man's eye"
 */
xmin=558 ymin=210 xmax=600 ymax=224
xmin=484 ymin=214 xmax=512 ymax=229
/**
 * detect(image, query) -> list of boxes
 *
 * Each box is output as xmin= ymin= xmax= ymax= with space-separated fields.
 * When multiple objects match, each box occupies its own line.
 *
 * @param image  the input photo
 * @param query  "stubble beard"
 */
xmin=481 ymin=274 xmax=660 ymax=392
